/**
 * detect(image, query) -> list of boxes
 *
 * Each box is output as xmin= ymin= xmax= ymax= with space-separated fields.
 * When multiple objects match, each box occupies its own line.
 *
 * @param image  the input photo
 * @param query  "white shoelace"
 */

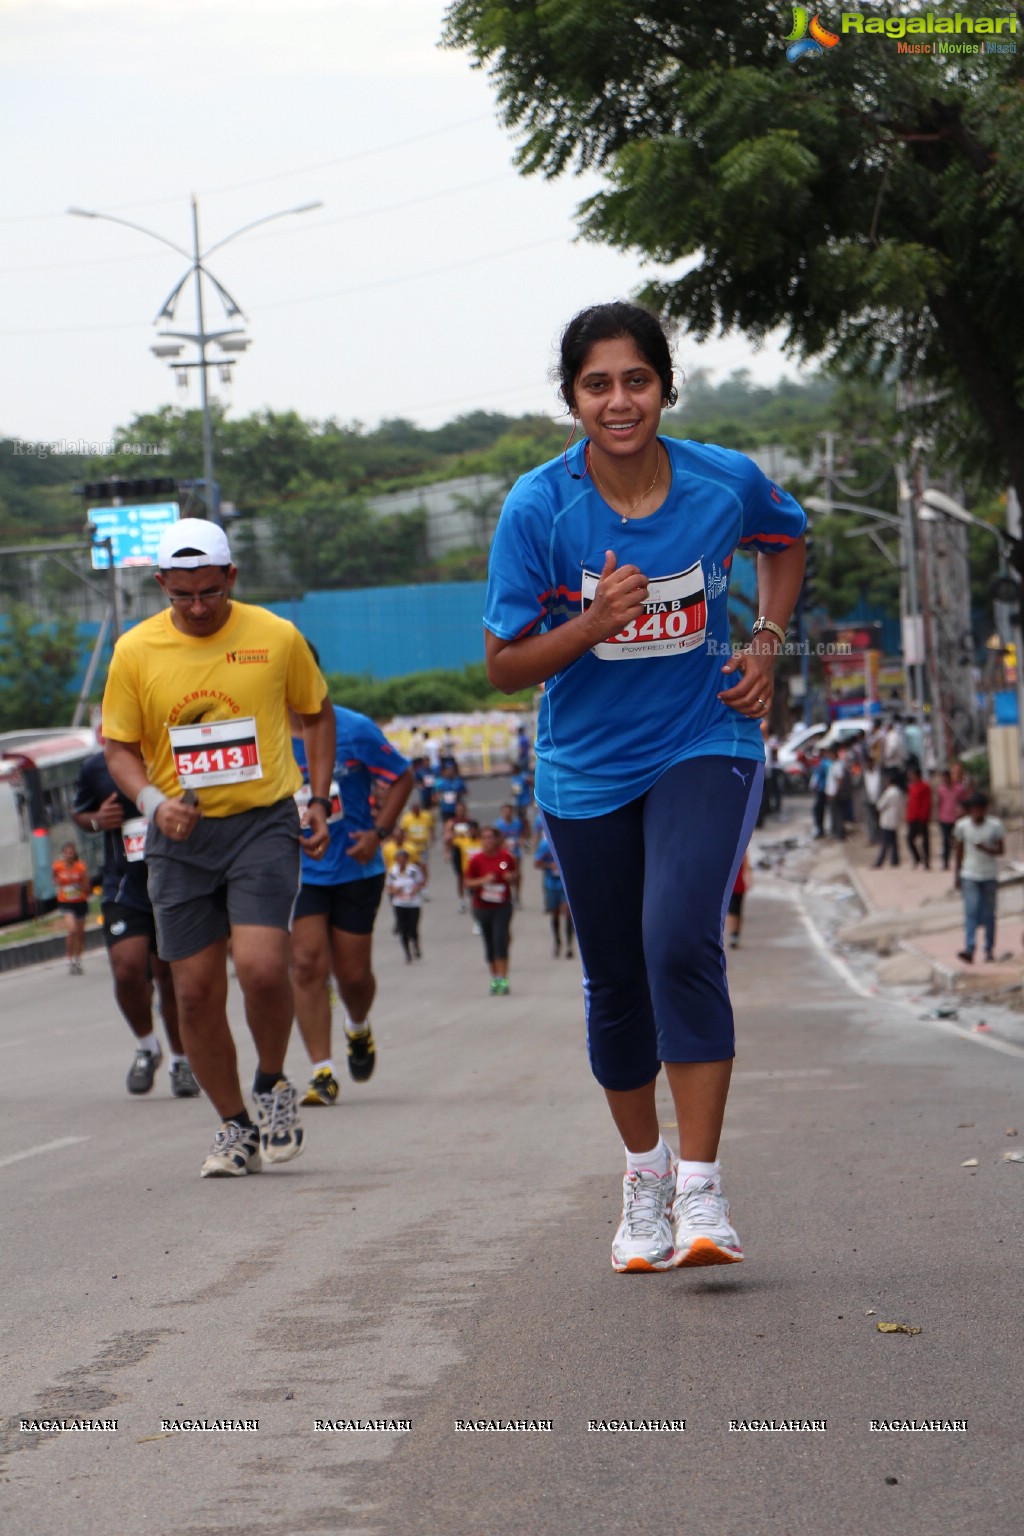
xmin=256 ymin=1083 xmax=295 ymax=1135
xmin=213 ymin=1122 xmax=248 ymax=1153
xmin=622 ymin=1171 xmax=672 ymax=1237
xmin=675 ymin=1180 xmax=727 ymax=1230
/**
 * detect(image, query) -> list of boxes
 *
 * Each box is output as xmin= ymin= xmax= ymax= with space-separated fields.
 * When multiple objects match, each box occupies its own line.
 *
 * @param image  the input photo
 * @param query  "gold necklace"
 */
xmin=588 ymin=445 xmax=661 ymax=522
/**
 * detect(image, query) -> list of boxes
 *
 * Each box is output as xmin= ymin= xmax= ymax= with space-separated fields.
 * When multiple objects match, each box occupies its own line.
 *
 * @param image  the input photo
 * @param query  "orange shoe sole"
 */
xmin=612 ymin=1254 xmax=676 ymax=1273
xmin=674 ymin=1238 xmax=744 ymax=1267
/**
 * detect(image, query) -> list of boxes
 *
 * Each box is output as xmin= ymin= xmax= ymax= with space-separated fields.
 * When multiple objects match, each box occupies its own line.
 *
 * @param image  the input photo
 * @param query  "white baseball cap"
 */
xmin=157 ymin=517 xmax=232 ymax=569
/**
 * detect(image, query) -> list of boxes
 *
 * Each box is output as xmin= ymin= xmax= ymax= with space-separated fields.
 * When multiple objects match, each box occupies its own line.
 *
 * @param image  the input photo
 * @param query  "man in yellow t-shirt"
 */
xmin=400 ymin=804 xmax=433 ymax=870
xmin=102 ymin=518 xmax=336 ymax=1181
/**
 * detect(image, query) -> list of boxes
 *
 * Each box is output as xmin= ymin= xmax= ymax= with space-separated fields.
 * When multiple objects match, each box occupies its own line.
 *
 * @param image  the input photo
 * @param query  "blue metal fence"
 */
xmin=266 ymin=583 xmax=490 ymax=679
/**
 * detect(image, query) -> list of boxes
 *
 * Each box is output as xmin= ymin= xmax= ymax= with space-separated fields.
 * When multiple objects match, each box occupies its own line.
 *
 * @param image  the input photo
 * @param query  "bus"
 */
xmin=0 ymin=728 xmax=100 ymax=925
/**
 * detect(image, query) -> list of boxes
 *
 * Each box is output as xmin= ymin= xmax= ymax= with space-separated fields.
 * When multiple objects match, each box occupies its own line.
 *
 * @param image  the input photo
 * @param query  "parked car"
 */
xmin=778 ymin=723 xmax=828 ymax=791
xmin=817 ymin=717 xmax=874 ymax=752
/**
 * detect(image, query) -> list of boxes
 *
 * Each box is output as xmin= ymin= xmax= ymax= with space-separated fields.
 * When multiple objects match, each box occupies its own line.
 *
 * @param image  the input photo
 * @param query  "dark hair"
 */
xmin=557 ymin=302 xmax=678 ymax=413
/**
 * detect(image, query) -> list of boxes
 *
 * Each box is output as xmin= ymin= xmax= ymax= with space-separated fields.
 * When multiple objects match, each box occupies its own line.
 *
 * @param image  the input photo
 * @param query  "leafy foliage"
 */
xmin=443 ymin=0 xmax=1024 ymax=501
xmin=322 ymin=663 xmax=533 ymax=719
xmin=0 ymin=607 xmax=81 ymax=729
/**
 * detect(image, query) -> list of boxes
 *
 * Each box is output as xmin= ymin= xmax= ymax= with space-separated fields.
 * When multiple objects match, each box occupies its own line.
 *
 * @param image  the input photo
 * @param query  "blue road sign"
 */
xmin=89 ymin=503 xmax=181 ymax=570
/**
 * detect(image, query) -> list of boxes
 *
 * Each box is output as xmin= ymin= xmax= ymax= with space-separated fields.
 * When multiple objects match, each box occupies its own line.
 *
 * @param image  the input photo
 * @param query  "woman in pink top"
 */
xmin=937 ymin=768 xmax=963 ymax=872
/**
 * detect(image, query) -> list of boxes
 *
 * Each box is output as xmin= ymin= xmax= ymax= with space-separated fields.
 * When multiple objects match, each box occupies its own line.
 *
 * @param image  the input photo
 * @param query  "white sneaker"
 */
xmin=671 ymin=1173 xmax=743 ymax=1267
xmin=253 ymin=1078 xmax=305 ymax=1163
xmin=200 ymin=1121 xmax=262 ymax=1178
xmin=611 ymin=1167 xmax=676 ymax=1272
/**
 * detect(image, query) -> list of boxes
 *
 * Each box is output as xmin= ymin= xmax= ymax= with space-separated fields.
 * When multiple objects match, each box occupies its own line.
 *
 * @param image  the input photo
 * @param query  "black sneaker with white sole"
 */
xmin=126 ymin=1048 xmax=162 ymax=1095
xmin=170 ymin=1059 xmax=201 ymax=1098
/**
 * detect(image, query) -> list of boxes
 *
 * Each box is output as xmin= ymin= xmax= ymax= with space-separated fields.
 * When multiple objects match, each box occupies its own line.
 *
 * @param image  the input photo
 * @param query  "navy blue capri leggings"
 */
xmin=543 ymin=756 xmax=763 ymax=1092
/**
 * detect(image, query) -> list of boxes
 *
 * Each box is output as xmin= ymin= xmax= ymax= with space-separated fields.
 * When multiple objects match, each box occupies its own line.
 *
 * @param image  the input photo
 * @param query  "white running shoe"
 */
xmin=200 ymin=1121 xmax=262 ymax=1178
xmin=611 ymin=1167 xmax=676 ymax=1273
xmin=253 ymin=1078 xmax=305 ymax=1163
xmin=671 ymin=1173 xmax=744 ymax=1267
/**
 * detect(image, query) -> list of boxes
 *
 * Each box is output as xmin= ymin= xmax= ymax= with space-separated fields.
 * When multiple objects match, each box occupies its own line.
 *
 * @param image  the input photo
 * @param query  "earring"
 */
xmin=562 ymin=419 xmax=589 ymax=483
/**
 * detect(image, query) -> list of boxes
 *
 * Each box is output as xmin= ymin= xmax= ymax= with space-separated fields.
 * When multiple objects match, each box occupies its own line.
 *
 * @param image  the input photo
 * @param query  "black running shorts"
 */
xmin=292 ymin=873 xmax=385 ymax=935
xmin=102 ymin=900 xmax=157 ymax=951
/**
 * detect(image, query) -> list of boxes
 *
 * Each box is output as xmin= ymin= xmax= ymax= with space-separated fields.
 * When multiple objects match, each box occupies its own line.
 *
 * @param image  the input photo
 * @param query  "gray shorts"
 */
xmin=145 ymin=799 xmax=301 ymax=962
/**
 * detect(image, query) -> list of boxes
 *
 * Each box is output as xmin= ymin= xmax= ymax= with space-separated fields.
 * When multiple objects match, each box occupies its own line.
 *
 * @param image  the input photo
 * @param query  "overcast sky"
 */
xmin=1 ymin=0 xmax=802 ymax=451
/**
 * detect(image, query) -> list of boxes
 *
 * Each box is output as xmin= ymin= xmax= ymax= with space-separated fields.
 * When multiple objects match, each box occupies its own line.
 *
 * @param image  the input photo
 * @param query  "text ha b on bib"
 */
xmin=168 ymin=716 xmax=263 ymax=787
xmin=581 ymin=559 xmax=708 ymax=661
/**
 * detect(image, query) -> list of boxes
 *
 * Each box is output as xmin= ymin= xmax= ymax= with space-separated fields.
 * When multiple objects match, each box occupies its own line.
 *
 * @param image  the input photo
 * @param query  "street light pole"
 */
xmin=68 ymin=195 xmax=322 ymax=524
xmin=191 ymin=197 xmax=216 ymax=517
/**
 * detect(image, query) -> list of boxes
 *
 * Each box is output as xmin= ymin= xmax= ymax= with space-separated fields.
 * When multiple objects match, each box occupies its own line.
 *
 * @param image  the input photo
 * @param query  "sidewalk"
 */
xmin=822 ymin=815 xmax=1024 ymax=996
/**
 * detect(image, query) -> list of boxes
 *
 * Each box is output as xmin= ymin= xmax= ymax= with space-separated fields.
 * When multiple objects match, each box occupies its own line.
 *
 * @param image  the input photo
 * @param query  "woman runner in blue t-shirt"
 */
xmin=484 ymin=302 xmax=806 ymax=1273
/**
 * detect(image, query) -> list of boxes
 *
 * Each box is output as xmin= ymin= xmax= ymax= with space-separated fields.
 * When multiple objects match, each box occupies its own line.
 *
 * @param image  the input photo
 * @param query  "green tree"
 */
xmin=269 ymin=488 xmax=428 ymax=592
xmin=442 ymin=1 xmax=1024 ymax=501
xmin=0 ymin=606 xmax=81 ymax=729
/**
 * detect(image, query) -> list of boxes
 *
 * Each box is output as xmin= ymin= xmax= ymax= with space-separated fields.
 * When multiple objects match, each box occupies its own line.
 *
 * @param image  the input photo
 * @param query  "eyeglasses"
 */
xmin=165 ymin=589 xmax=228 ymax=608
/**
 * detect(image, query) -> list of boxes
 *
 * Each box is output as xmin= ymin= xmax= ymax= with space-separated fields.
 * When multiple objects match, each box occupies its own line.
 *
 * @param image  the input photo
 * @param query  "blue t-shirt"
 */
xmin=436 ymin=774 xmax=467 ymax=816
xmin=484 ymin=436 xmax=806 ymax=818
xmin=509 ymin=771 xmax=533 ymax=809
xmin=292 ymin=706 xmax=409 ymax=887
xmin=494 ymin=814 xmax=524 ymax=851
xmin=533 ymin=834 xmax=565 ymax=901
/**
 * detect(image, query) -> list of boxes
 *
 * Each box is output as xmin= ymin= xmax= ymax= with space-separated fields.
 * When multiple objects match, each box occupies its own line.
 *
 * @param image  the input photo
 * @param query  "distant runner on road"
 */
xmin=101 ymin=518 xmax=336 ymax=1180
xmin=72 ymin=746 xmax=197 ymax=1098
xmin=289 ymin=690 xmax=414 ymax=1107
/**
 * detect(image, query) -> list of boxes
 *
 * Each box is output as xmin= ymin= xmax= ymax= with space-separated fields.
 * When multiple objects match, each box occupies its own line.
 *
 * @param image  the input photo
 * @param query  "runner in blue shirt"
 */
xmin=484 ymin=302 xmax=806 ymax=1274
xmin=290 ymin=693 xmax=414 ymax=1105
xmin=534 ymin=833 xmax=574 ymax=959
xmin=436 ymin=763 xmax=467 ymax=825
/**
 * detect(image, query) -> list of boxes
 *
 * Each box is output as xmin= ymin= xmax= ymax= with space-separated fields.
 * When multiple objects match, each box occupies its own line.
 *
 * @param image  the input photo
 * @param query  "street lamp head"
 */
xmin=921 ymin=487 xmax=972 ymax=523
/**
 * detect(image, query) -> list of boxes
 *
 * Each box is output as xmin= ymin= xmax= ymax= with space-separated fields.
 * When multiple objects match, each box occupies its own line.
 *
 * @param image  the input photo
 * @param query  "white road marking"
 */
xmin=0 ymin=1136 xmax=90 ymax=1170
xmin=794 ymin=887 xmax=1024 ymax=1062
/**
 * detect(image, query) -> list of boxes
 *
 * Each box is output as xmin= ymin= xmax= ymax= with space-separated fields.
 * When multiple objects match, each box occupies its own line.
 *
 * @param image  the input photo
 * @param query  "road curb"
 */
xmin=0 ymin=924 xmax=107 ymax=974
xmin=842 ymin=846 xmax=1024 ymax=997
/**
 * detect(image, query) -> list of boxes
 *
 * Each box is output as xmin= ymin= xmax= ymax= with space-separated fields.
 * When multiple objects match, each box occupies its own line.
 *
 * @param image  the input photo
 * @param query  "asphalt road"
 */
xmin=1 ymin=788 xmax=1022 ymax=1536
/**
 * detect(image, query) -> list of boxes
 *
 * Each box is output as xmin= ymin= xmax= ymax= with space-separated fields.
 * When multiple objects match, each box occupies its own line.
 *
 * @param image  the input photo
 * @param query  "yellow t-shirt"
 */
xmin=101 ymin=603 xmax=327 ymax=818
xmin=453 ymin=833 xmax=481 ymax=872
xmin=400 ymin=810 xmax=432 ymax=859
xmin=380 ymin=835 xmax=402 ymax=872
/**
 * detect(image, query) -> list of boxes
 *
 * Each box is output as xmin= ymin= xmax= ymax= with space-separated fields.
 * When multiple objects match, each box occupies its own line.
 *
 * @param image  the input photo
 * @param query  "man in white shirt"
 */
xmin=953 ymin=792 xmax=1005 ymax=964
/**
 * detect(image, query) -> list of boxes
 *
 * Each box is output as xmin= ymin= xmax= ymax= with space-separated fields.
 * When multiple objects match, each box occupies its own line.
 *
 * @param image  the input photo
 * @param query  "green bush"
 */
xmin=323 ymin=663 xmax=532 ymax=720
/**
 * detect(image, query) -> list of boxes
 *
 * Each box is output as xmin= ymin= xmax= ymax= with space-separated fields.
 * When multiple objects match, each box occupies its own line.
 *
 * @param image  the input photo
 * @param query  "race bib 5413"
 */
xmin=168 ymin=716 xmax=263 ymax=786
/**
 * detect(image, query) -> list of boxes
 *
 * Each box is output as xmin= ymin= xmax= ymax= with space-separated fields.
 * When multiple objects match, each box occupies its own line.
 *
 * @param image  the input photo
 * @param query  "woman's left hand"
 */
xmin=718 ymin=645 xmax=776 ymax=718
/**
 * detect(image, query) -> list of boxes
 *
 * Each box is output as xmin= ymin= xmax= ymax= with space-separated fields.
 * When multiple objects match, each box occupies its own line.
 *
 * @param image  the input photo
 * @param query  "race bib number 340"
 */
xmin=168 ymin=716 xmax=263 ymax=786
xmin=581 ymin=560 xmax=708 ymax=661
